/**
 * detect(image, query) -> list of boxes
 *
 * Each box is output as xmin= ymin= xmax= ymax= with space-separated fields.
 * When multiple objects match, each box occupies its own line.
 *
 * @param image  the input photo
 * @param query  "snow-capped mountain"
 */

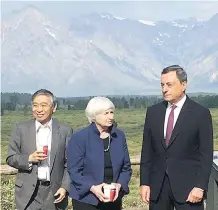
xmin=1 ymin=7 xmax=218 ymax=96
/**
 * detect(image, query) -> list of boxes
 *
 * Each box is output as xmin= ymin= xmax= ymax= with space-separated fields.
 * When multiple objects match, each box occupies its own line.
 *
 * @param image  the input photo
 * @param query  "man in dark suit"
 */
xmin=140 ymin=65 xmax=213 ymax=210
xmin=7 ymin=89 xmax=73 ymax=210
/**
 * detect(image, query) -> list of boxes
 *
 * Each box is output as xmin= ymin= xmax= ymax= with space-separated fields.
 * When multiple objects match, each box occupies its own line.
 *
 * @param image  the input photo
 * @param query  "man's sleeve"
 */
xmin=6 ymin=123 xmax=30 ymax=171
xmin=61 ymin=127 xmax=73 ymax=192
xmin=140 ymin=107 xmax=153 ymax=186
xmin=195 ymin=108 xmax=213 ymax=190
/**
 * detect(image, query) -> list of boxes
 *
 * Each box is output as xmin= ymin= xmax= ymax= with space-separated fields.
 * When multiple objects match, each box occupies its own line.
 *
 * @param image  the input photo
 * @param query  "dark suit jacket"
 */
xmin=67 ymin=122 xmax=132 ymax=205
xmin=6 ymin=119 xmax=73 ymax=210
xmin=140 ymin=97 xmax=213 ymax=203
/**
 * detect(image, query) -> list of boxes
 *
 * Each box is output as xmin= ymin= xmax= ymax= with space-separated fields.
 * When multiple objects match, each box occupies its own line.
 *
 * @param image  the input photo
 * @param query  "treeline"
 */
xmin=1 ymin=93 xmax=218 ymax=115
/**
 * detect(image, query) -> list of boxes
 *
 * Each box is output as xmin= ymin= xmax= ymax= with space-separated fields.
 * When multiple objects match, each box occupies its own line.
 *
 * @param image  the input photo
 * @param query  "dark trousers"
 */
xmin=149 ymin=174 xmax=204 ymax=210
xmin=72 ymin=199 xmax=122 ymax=210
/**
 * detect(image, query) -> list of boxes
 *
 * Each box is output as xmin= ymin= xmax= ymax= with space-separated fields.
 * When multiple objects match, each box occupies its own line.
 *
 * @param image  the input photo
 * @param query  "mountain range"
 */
xmin=1 ymin=7 xmax=218 ymax=96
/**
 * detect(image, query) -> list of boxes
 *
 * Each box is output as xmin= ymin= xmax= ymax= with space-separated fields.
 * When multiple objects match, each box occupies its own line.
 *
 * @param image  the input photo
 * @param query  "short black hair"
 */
xmin=32 ymin=89 xmax=56 ymax=105
xmin=162 ymin=65 xmax=187 ymax=83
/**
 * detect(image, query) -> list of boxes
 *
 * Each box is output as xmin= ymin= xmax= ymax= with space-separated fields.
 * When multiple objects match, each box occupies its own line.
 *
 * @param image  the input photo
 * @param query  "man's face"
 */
xmin=161 ymin=71 xmax=187 ymax=104
xmin=32 ymin=95 xmax=56 ymax=124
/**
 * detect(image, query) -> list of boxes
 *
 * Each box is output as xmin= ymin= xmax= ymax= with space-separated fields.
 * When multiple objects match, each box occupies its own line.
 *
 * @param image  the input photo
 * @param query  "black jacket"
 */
xmin=140 ymin=97 xmax=213 ymax=202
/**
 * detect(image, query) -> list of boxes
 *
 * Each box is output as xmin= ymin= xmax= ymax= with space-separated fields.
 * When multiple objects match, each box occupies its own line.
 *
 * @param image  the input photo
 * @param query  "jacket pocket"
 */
xmin=15 ymin=179 xmax=23 ymax=188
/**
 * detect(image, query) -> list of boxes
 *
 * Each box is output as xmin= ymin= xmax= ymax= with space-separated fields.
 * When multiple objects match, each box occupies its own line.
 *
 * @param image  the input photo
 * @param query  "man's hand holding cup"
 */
xmin=29 ymin=145 xmax=48 ymax=163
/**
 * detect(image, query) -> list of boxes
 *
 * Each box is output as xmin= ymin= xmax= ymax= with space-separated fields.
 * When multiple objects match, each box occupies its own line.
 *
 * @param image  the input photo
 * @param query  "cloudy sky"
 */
xmin=1 ymin=1 xmax=218 ymax=22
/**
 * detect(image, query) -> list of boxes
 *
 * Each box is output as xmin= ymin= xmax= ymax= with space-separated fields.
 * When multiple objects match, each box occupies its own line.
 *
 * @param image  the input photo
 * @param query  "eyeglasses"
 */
xmin=32 ymin=103 xmax=52 ymax=109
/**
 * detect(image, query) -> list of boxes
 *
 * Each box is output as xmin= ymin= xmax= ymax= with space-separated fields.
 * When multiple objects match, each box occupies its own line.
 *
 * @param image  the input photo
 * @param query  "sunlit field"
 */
xmin=1 ymin=109 xmax=218 ymax=210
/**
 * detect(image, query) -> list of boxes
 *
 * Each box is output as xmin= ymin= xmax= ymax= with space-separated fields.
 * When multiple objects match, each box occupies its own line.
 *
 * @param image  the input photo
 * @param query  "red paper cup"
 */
xmin=43 ymin=145 xmax=48 ymax=155
xmin=103 ymin=184 xmax=116 ymax=202
xmin=110 ymin=188 xmax=116 ymax=201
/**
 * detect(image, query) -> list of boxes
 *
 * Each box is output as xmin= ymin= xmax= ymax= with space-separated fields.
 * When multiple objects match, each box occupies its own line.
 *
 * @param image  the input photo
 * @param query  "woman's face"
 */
xmin=95 ymin=108 xmax=114 ymax=128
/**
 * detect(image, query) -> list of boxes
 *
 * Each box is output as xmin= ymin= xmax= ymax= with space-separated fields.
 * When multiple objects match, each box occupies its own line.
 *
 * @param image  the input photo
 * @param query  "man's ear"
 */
xmin=182 ymin=81 xmax=187 ymax=91
xmin=52 ymin=104 xmax=57 ymax=113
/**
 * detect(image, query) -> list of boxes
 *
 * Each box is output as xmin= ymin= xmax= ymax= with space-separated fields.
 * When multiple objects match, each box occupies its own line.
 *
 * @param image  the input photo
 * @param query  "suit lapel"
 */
xmin=167 ymin=97 xmax=192 ymax=148
xmin=50 ymin=119 xmax=60 ymax=171
xmin=28 ymin=120 xmax=37 ymax=153
xmin=160 ymin=101 xmax=168 ymax=150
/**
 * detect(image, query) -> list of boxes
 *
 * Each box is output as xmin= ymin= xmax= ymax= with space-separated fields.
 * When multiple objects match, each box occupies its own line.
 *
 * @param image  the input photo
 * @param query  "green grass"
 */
xmin=1 ymin=108 xmax=218 ymax=209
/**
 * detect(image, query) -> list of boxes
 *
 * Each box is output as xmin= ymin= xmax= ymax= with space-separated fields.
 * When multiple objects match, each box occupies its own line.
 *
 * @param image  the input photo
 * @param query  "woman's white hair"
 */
xmin=85 ymin=97 xmax=115 ymax=123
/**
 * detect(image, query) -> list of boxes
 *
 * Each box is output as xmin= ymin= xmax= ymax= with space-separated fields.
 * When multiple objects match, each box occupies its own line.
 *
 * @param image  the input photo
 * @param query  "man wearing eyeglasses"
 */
xmin=6 ymin=89 xmax=73 ymax=210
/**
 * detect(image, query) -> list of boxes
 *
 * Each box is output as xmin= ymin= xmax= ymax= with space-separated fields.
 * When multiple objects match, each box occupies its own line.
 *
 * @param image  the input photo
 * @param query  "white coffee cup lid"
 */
xmin=103 ymin=184 xmax=116 ymax=189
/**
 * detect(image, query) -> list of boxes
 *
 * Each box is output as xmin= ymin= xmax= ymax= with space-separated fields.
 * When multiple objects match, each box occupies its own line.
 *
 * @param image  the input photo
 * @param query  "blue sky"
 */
xmin=1 ymin=1 xmax=218 ymax=22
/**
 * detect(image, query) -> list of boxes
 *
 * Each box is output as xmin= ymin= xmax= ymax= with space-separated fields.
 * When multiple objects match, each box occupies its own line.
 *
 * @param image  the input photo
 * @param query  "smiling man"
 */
xmin=6 ymin=89 xmax=73 ymax=210
xmin=140 ymin=65 xmax=213 ymax=210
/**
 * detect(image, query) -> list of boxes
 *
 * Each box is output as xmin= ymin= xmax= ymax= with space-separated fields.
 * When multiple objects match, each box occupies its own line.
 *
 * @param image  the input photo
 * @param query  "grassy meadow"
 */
xmin=1 ymin=108 xmax=218 ymax=210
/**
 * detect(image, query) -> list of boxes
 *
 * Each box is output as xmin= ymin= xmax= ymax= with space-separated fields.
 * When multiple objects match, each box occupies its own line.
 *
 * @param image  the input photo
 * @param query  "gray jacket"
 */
xmin=6 ymin=119 xmax=73 ymax=210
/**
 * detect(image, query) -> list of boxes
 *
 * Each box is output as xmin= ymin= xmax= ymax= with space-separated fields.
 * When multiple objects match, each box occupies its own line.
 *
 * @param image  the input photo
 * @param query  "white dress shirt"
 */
xmin=35 ymin=119 xmax=52 ymax=181
xmin=164 ymin=95 xmax=187 ymax=138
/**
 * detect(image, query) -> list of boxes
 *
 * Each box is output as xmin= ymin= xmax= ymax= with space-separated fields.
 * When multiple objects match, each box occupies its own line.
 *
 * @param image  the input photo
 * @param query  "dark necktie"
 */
xmin=166 ymin=104 xmax=176 ymax=146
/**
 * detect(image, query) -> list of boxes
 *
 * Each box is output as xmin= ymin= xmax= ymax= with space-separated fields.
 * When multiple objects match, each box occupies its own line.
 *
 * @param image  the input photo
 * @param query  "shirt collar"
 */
xmin=168 ymin=94 xmax=187 ymax=109
xmin=35 ymin=119 xmax=52 ymax=131
xmin=90 ymin=122 xmax=116 ymax=135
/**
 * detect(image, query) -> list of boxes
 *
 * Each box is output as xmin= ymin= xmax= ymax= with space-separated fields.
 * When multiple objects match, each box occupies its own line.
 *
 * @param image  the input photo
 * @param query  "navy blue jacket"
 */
xmin=67 ymin=123 xmax=132 ymax=205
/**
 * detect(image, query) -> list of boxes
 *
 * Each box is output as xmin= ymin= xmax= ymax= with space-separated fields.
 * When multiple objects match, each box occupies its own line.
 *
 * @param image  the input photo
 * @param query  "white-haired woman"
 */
xmin=67 ymin=97 xmax=132 ymax=210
